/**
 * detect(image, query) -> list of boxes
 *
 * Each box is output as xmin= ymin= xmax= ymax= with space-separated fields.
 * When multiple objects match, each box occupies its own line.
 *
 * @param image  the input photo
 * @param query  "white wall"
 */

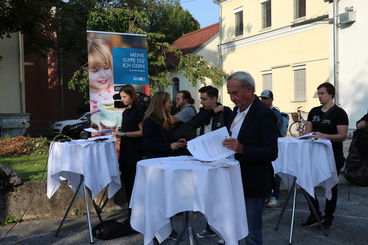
xmin=0 ymin=33 xmax=23 ymax=113
xmin=166 ymin=35 xmax=225 ymax=110
xmin=330 ymin=0 xmax=368 ymax=131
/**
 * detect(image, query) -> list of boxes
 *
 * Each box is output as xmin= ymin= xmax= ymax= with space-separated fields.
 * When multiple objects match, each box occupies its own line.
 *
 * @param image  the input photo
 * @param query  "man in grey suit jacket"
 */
xmin=223 ymin=71 xmax=279 ymax=245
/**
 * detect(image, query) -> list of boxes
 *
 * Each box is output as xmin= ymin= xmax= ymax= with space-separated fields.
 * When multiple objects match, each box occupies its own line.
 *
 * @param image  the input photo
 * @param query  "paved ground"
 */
xmin=1 ymin=184 xmax=368 ymax=245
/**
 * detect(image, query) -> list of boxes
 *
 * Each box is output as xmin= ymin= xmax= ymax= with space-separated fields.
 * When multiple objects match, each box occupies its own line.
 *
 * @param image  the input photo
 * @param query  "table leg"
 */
xmin=174 ymin=212 xmax=199 ymax=245
xmin=175 ymin=213 xmax=188 ymax=244
xmin=92 ymin=187 xmax=108 ymax=215
xmin=288 ymin=183 xmax=297 ymax=245
xmin=275 ymin=177 xmax=296 ymax=231
xmin=55 ymin=178 xmax=83 ymax=237
xmin=187 ymin=212 xmax=200 ymax=245
xmin=301 ymin=189 xmax=327 ymax=236
xmin=83 ymin=183 xmax=94 ymax=244
xmin=87 ymin=190 xmax=103 ymax=223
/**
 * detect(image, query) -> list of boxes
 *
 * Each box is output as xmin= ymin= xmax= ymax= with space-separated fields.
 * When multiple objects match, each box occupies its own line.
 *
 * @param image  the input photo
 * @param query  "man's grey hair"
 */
xmin=227 ymin=71 xmax=255 ymax=90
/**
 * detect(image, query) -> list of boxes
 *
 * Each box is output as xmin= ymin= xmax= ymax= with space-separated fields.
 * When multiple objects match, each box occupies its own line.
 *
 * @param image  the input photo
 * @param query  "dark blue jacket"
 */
xmin=143 ymin=117 xmax=176 ymax=159
xmin=232 ymin=96 xmax=279 ymax=198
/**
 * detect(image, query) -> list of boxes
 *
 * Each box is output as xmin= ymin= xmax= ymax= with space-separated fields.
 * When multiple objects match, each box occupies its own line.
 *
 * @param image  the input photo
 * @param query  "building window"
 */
xmin=172 ymin=77 xmax=180 ymax=98
xmin=234 ymin=8 xmax=243 ymax=37
xmin=294 ymin=0 xmax=306 ymax=19
xmin=262 ymin=72 xmax=272 ymax=91
xmin=261 ymin=0 xmax=271 ymax=29
xmin=294 ymin=67 xmax=306 ymax=101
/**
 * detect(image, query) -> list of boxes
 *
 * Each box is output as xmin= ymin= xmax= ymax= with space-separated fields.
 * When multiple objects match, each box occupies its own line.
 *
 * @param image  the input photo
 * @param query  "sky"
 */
xmin=180 ymin=0 xmax=220 ymax=28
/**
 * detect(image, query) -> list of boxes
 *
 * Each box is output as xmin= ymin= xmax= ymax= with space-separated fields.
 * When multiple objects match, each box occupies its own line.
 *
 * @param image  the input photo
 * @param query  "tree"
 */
xmin=0 ymin=0 xmax=61 ymax=57
xmin=68 ymin=3 xmax=227 ymax=99
xmin=0 ymin=0 xmax=227 ymax=98
xmin=143 ymin=0 xmax=200 ymax=44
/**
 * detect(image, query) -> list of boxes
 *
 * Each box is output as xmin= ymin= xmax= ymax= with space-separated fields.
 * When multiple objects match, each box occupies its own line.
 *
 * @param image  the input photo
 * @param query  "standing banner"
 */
xmin=87 ymin=30 xmax=149 ymax=134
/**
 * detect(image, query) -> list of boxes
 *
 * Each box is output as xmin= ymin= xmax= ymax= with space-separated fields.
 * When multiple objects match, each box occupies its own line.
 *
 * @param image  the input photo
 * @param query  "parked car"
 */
xmin=52 ymin=112 xmax=91 ymax=136
xmin=62 ymin=120 xmax=91 ymax=139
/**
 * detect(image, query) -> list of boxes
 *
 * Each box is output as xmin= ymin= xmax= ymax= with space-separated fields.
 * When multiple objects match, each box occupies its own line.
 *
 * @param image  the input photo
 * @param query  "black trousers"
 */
xmin=306 ymin=153 xmax=345 ymax=220
xmin=119 ymin=153 xmax=142 ymax=205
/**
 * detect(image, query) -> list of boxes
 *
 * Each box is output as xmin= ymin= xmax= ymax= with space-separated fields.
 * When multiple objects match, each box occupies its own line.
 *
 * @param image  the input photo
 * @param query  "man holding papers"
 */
xmin=223 ymin=71 xmax=279 ymax=245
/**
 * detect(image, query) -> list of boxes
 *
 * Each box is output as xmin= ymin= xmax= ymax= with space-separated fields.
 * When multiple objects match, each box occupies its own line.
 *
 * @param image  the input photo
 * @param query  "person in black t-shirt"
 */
xmin=300 ymin=82 xmax=348 ymax=230
xmin=113 ymin=85 xmax=145 ymax=223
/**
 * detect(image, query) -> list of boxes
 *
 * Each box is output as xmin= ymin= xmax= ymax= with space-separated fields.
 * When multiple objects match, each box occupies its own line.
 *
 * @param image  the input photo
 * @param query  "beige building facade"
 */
xmin=0 ymin=32 xmax=25 ymax=113
xmin=217 ymin=0 xmax=330 ymax=114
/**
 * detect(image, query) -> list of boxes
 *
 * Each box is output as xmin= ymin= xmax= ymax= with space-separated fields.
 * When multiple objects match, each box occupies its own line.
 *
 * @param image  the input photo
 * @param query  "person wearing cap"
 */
xmin=260 ymin=90 xmax=282 ymax=136
xmin=260 ymin=90 xmax=282 ymax=208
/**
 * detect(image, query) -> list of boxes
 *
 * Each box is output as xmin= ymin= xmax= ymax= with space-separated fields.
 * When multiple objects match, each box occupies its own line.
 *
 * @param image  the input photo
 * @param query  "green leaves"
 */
xmin=178 ymin=54 xmax=227 ymax=88
xmin=0 ymin=216 xmax=22 ymax=226
xmin=67 ymin=64 xmax=89 ymax=103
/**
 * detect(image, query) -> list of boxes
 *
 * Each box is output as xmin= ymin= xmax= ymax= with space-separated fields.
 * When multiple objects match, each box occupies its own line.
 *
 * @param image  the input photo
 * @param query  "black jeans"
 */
xmin=306 ymin=153 xmax=345 ymax=220
xmin=119 ymin=153 xmax=142 ymax=205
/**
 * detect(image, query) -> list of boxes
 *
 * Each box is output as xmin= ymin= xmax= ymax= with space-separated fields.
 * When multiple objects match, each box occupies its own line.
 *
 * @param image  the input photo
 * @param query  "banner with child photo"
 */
xmin=87 ymin=30 xmax=149 ymax=154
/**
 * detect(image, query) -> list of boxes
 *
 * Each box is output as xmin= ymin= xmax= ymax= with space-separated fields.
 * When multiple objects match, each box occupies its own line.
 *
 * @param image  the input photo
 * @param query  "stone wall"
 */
xmin=0 ymin=180 xmax=127 ymax=221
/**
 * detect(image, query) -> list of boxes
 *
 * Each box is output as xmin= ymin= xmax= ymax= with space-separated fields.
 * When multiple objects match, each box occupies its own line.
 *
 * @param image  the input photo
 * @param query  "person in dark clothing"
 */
xmin=300 ymin=82 xmax=348 ymax=230
xmin=113 ymin=85 xmax=145 ymax=222
xmin=142 ymin=91 xmax=186 ymax=159
xmin=172 ymin=90 xmax=197 ymax=155
xmin=260 ymin=90 xmax=282 ymax=208
xmin=189 ymin=85 xmax=233 ymax=239
xmin=356 ymin=113 xmax=368 ymax=129
xmin=142 ymin=91 xmax=186 ymax=241
xmin=189 ymin=86 xmax=232 ymax=138
xmin=222 ymin=71 xmax=279 ymax=245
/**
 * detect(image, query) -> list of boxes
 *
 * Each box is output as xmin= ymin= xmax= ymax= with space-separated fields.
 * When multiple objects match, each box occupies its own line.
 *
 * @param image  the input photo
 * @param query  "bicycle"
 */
xmin=289 ymin=106 xmax=306 ymax=137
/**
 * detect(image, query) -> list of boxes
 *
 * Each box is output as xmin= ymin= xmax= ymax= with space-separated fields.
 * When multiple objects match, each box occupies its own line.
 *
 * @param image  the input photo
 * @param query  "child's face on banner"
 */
xmin=89 ymin=67 xmax=113 ymax=91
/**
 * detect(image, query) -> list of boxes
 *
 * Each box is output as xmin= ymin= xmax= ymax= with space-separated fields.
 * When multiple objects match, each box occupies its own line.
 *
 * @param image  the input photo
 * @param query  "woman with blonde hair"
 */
xmin=143 ymin=92 xmax=186 ymax=159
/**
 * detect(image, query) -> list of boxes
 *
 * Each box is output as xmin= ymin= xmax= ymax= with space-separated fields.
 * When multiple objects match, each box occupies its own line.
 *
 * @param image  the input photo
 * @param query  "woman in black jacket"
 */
xmin=113 ymin=85 xmax=144 ymax=218
xmin=142 ymin=91 xmax=186 ymax=158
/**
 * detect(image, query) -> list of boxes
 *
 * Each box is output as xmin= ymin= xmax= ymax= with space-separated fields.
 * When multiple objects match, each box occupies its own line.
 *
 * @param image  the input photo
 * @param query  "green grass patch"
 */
xmin=0 ymin=154 xmax=48 ymax=181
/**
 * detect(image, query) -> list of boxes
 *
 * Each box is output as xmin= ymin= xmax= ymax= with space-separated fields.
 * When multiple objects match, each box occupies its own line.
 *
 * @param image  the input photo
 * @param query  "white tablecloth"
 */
xmin=130 ymin=156 xmax=248 ymax=245
xmin=47 ymin=141 xmax=121 ymax=199
xmin=272 ymin=138 xmax=338 ymax=200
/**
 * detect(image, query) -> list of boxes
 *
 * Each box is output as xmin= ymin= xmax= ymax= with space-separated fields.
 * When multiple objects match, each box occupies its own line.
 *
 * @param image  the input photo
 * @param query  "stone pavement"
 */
xmin=1 ymin=184 xmax=368 ymax=245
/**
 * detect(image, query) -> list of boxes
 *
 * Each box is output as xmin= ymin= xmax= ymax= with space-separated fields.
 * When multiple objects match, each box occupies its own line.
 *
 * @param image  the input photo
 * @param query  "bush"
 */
xmin=0 ymin=136 xmax=50 ymax=158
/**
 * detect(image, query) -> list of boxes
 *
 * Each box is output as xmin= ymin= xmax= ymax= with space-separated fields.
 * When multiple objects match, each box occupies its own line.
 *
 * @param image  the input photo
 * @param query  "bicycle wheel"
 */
xmin=289 ymin=121 xmax=300 ymax=137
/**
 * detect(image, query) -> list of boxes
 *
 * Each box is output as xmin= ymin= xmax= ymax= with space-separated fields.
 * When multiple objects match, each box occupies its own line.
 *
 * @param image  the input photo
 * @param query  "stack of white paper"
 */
xmin=187 ymin=127 xmax=235 ymax=161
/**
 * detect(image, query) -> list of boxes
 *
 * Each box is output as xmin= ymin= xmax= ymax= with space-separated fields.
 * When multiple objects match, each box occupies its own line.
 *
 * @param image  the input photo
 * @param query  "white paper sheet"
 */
xmin=297 ymin=132 xmax=314 ymax=139
xmin=83 ymin=127 xmax=112 ymax=134
xmin=187 ymin=127 xmax=235 ymax=161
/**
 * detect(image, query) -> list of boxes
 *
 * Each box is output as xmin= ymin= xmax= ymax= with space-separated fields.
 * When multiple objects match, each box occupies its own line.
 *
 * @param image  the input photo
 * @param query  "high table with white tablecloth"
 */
xmin=47 ymin=140 xmax=121 ymax=199
xmin=273 ymin=138 xmax=338 ymax=200
xmin=272 ymin=138 xmax=339 ymax=243
xmin=129 ymin=155 xmax=248 ymax=245
xmin=47 ymin=140 xmax=121 ymax=243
